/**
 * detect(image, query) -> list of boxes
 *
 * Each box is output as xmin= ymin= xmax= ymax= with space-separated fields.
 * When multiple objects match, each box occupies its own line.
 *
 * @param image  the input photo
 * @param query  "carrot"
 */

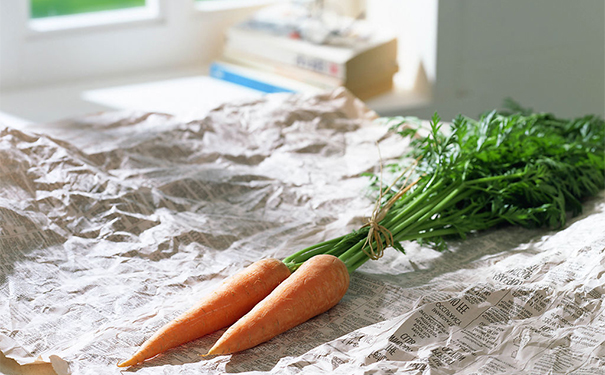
xmin=207 ymin=254 xmax=349 ymax=355
xmin=117 ymin=258 xmax=291 ymax=367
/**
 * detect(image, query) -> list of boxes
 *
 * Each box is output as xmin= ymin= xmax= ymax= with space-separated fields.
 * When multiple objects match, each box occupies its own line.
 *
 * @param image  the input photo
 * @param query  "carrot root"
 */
xmin=207 ymin=254 xmax=350 ymax=355
xmin=118 ymin=258 xmax=291 ymax=367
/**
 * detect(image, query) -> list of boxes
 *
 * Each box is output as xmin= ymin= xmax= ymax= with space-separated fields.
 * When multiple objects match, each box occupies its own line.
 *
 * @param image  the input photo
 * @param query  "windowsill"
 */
xmin=195 ymin=0 xmax=279 ymax=13
xmin=0 ymin=66 xmax=206 ymax=128
xmin=0 ymin=65 xmax=432 ymax=130
xmin=28 ymin=3 xmax=162 ymax=36
xmin=365 ymin=73 xmax=432 ymax=117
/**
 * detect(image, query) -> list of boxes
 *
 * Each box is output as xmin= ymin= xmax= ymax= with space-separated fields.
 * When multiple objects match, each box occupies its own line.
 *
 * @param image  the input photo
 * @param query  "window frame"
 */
xmin=27 ymin=0 xmax=164 ymax=35
xmin=0 ymin=0 xmax=274 ymax=90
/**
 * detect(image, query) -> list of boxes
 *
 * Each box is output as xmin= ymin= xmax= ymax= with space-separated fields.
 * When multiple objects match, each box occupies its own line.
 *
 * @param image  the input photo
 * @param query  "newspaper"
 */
xmin=1 ymin=88 xmax=604 ymax=375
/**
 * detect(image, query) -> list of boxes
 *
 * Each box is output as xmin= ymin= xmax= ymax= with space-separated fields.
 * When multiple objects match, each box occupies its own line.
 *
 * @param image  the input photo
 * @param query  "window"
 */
xmin=30 ymin=0 xmax=146 ymax=19
xmin=0 ymin=0 xmax=270 ymax=90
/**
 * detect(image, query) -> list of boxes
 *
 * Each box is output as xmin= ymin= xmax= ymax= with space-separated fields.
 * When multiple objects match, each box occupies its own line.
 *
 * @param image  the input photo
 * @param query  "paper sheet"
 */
xmin=1 ymin=88 xmax=604 ymax=374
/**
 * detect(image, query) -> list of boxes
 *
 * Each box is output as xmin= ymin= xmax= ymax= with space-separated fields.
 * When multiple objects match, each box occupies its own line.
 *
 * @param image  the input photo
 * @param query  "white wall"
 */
xmin=0 ymin=0 xmax=264 ymax=90
xmin=366 ymin=0 xmax=439 ymax=89
xmin=425 ymin=0 xmax=605 ymax=120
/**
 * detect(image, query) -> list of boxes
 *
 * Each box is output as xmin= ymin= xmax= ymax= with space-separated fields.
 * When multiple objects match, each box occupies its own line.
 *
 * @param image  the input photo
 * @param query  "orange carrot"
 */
xmin=118 ymin=258 xmax=291 ymax=367
xmin=207 ymin=254 xmax=349 ymax=355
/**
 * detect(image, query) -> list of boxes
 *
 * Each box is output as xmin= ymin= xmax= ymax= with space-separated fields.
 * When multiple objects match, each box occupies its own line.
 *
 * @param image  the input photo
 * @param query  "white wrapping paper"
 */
xmin=1 ymin=89 xmax=603 ymax=374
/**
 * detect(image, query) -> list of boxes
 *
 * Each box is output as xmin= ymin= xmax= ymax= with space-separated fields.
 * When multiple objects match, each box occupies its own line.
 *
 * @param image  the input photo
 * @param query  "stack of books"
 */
xmin=210 ymin=6 xmax=398 ymax=100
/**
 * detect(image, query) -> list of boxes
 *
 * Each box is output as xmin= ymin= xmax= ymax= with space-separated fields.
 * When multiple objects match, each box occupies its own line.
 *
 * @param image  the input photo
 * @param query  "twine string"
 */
xmin=361 ymin=150 xmax=422 ymax=260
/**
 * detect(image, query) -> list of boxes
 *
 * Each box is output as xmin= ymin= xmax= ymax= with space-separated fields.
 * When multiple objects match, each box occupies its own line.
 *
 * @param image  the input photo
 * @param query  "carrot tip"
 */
xmin=116 ymin=358 xmax=139 ymax=368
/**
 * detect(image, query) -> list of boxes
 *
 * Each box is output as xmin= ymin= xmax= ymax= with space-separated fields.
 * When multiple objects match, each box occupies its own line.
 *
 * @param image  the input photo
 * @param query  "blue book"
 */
xmin=209 ymin=61 xmax=297 ymax=94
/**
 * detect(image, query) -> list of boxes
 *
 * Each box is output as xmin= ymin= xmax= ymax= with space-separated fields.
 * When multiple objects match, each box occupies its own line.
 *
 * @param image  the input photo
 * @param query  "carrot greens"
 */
xmin=283 ymin=104 xmax=605 ymax=273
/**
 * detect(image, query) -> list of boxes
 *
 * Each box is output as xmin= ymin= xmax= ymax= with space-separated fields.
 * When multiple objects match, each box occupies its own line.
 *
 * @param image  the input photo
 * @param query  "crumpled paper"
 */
xmin=1 ymin=88 xmax=604 ymax=375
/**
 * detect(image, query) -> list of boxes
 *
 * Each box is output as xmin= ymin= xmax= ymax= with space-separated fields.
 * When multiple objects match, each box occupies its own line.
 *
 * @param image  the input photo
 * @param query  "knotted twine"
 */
xmin=361 ymin=152 xmax=422 ymax=260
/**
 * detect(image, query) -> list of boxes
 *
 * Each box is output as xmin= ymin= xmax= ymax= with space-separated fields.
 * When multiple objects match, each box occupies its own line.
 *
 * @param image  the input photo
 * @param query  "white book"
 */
xmin=224 ymin=26 xmax=398 ymax=80
xmin=222 ymin=48 xmax=345 ymax=89
xmin=209 ymin=60 xmax=324 ymax=94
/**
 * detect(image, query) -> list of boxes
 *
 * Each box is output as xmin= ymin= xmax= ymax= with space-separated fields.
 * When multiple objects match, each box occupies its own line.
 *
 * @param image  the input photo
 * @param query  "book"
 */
xmin=216 ymin=9 xmax=400 ymax=100
xmin=224 ymin=25 xmax=398 ymax=80
xmin=209 ymin=61 xmax=323 ymax=94
xmin=221 ymin=50 xmax=344 ymax=89
xmin=221 ymin=53 xmax=398 ymax=100
xmin=210 ymin=59 xmax=394 ymax=101
xmin=223 ymin=47 xmax=399 ymax=99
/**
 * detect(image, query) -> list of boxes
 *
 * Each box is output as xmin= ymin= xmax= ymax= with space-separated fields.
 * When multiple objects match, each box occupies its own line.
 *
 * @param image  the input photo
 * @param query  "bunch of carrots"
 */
xmin=118 ymin=104 xmax=604 ymax=367
xmin=118 ymin=255 xmax=348 ymax=366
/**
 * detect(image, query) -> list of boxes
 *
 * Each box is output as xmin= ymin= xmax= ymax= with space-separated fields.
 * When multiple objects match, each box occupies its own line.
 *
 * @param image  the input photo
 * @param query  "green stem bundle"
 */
xmin=283 ymin=105 xmax=605 ymax=273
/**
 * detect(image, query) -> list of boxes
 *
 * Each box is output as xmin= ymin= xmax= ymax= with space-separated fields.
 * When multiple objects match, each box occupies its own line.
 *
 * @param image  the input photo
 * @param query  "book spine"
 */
xmin=222 ymin=49 xmax=343 ymax=89
xmin=225 ymin=31 xmax=346 ymax=79
xmin=209 ymin=62 xmax=296 ymax=94
xmin=293 ymin=55 xmax=344 ymax=78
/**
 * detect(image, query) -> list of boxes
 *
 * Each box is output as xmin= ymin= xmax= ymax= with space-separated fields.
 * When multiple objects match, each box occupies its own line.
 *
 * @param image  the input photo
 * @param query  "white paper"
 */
xmin=1 ymin=88 xmax=603 ymax=375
